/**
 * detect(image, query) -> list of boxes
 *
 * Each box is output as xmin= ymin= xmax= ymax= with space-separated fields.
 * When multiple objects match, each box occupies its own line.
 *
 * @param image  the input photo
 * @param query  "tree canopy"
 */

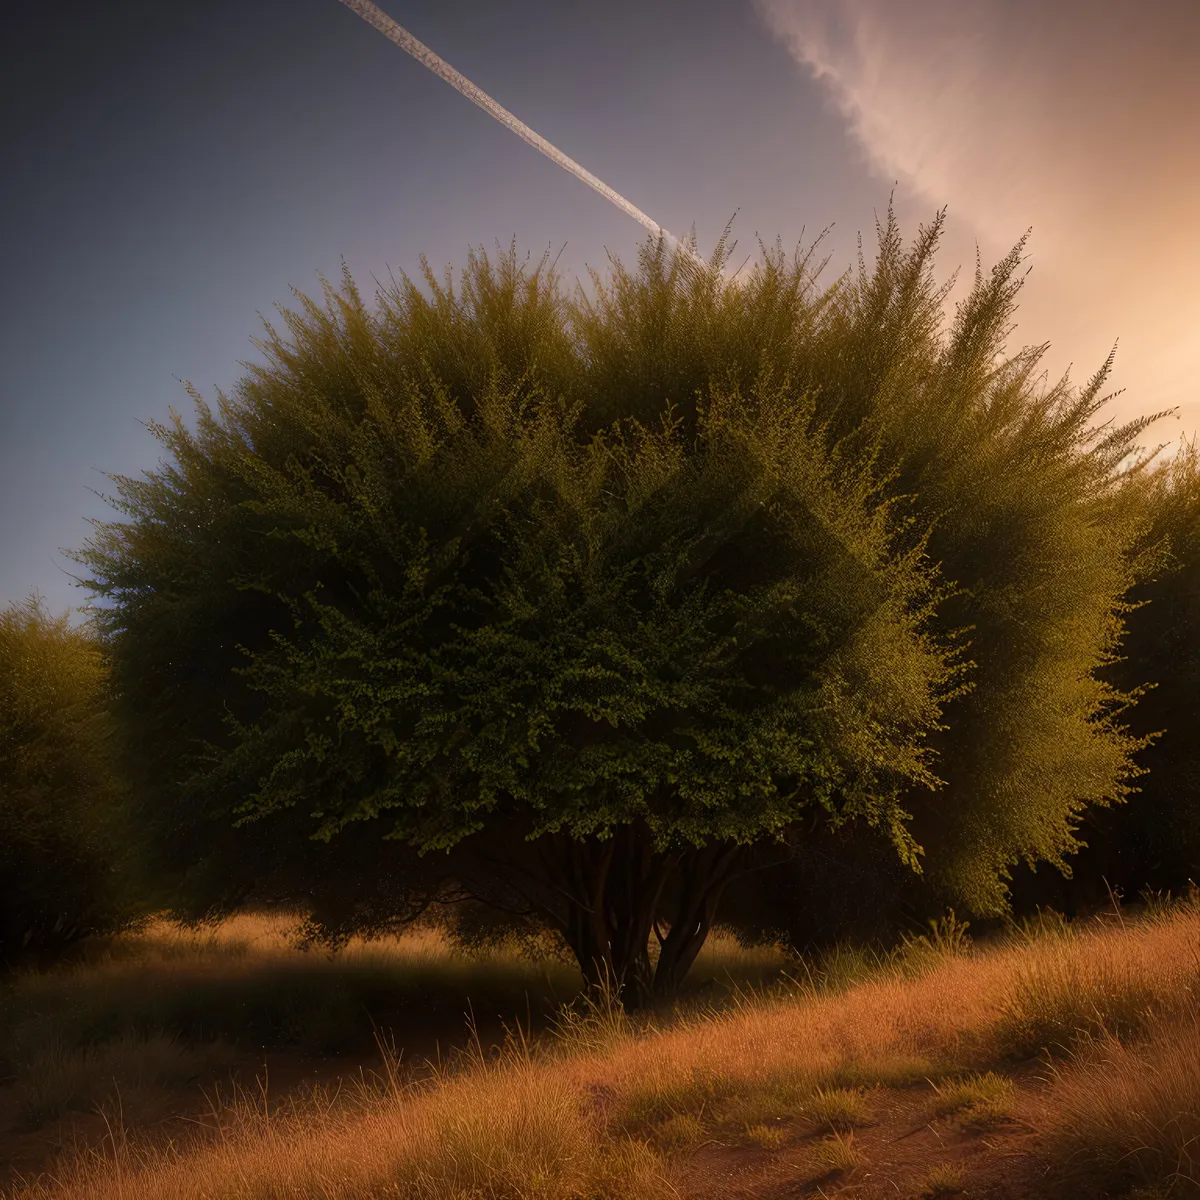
xmin=77 ymin=212 xmax=1156 ymax=1002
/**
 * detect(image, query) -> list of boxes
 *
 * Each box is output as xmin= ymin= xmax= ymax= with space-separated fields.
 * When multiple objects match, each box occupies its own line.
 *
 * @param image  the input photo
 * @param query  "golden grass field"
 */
xmin=1 ymin=900 xmax=1197 ymax=1199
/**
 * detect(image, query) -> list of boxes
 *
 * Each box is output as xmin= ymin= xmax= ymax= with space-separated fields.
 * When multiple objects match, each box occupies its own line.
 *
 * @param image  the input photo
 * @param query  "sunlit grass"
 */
xmin=1038 ymin=1006 xmax=1200 ymax=1197
xmin=929 ymin=1071 xmax=1016 ymax=1123
xmin=2 ymin=905 xmax=1197 ymax=1199
xmin=801 ymin=1086 xmax=872 ymax=1133
xmin=918 ymin=1162 xmax=967 ymax=1195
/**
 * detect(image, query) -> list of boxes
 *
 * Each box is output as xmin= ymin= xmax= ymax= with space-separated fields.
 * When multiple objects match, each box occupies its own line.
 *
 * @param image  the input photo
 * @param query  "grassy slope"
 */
xmin=2 ymin=905 xmax=1198 ymax=1199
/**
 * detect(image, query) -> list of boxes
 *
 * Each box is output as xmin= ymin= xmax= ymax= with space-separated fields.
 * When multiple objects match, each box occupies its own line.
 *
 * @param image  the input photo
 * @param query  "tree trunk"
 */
xmin=546 ymin=825 xmax=667 ymax=1010
xmin=458 ymin=817 xmax=749 ymax=1012
xmin=536 ymin=825 xmax=743 ymax=1012
xmin=652 ymin=843 xmax=742 ymax=998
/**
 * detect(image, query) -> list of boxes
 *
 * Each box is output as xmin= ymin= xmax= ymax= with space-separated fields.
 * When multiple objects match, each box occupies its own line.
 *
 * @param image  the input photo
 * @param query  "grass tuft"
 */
xmin=741 ymin=1121 xmax=789 ymax=1149
xmin=807 ymin=1131 xmax=864 ymax=1177
xmin=897 ymin=911 xmax=973 ymax=972
xmin=548 ymin=977 xmax=633 ymax=1053
xmin=802 ymin=1086 xmax=871 ymax=1132
xmin=918 ymin=1161 xmax=966 ymax=1195
xmin=929 ymin=1071 xmax=1016 ymax=1123
xmin=650 ymin=1112 xmax=707 ymax=1153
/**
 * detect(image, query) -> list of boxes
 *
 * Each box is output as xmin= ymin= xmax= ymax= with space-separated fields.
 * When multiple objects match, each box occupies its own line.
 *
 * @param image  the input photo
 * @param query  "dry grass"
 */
xmin=10 ymin=1033 xmax=239 ymax=1132
xmin=801 ymin=1086 xmax=872 ymax=1132
xmin=992 ymin=943 xmax=1187 ymax=1059
xmin=2 ymin=906 xmax=1197 ymax=1199
xmin=830 ymin=1055 xmax=941 ymax=1089
xmin=0 ymin=912 xmax=581 ymax=1132
xmin=7 ymin=1042 xmax=674 ymax=1200
xmin=918 ymin=1161 xmax=966 ymax=1195
xmin=611 ymin=1065 xmax=735 ymax=1134
xmin=806 ymin=1131 xmax=864 ymax=1177
xmin=715 ymin=1073 xmax=812 ymax=1129
xmin=682 ymin=927 xmax=792 ymax=992
xmin=1038 ymin=1007 xmax=1200 ymax=1198
xmin=3 ymin=913 xmax=583 ymax=1050
xmin=569 ymin=909 xmax=1198 ymax=1121
xmin=928 ymin=1071 xmax=1016 ymax=1123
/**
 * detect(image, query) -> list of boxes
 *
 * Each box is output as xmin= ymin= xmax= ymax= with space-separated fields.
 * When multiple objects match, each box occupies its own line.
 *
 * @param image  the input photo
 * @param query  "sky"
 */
xmin=2 ymin=0 xmax=1197 ymax=615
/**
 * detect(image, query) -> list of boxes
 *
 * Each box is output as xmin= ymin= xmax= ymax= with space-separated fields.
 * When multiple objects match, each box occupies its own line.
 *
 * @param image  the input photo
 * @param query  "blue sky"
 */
xmin=2 ymin=0 xmax=1196 ymax=613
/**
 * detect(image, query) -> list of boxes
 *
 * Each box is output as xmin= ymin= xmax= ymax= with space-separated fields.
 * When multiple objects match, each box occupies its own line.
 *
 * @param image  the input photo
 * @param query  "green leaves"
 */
xmin=213 ymin=383 xmax=948 ymax=862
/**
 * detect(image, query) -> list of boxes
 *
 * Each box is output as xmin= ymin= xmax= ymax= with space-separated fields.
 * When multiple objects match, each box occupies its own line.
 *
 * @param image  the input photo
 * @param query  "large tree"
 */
xmin=78 ymin=236 xmax=955 ymax=1006
xmin=77 ymin=213 xmax=1153 ymax=1000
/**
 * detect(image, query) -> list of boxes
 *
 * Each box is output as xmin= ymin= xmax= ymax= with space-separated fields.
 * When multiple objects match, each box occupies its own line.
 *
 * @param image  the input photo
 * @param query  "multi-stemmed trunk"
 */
xmin=533 ymin=824 xmax=744 ymax=1011
xmin=459 ymin=816 xmax=751 ymax=1011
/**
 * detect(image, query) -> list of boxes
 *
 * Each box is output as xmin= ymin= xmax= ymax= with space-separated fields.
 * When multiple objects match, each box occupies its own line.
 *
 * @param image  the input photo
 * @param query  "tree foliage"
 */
xmin=1114 ymin=445 xmax=1200 ymax=886
xmin=76 ymin=211 xmax=1155 ymax=999
xmin=564 ymin=210 xmax=1155 ymax=919
xmin=1021 ymin=443 xmax=1200 ymax=906
xmin=0 ymin=598 xmax=135 ymax=965
xmin=813 ymin=223 xmax=1156 ymax=913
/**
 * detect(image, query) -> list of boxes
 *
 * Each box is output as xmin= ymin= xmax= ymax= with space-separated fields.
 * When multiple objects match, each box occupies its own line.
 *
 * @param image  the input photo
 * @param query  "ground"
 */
xmin=0 ymin=1034 xmax=1065 ymax=1197
xmin=672 ymin=1074 xmax=1047 ymax=1198
xmin=2 ymin=908 xmax=1196 ymax=1199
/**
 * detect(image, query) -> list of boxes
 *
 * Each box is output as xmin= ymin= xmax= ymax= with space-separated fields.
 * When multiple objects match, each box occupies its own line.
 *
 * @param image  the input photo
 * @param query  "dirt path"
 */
xmin=671 ymin=1075 xmax=1053 ymax=1200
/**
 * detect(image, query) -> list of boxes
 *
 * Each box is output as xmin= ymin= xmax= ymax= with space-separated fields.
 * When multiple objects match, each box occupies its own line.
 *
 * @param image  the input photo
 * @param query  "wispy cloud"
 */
xmin=756 ymin=0 xmax=1200 ymax=434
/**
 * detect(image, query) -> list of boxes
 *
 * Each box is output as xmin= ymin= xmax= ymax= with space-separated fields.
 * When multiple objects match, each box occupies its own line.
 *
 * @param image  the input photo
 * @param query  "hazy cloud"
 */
xmin=756 ymin=0 xmax=1200 ymax=434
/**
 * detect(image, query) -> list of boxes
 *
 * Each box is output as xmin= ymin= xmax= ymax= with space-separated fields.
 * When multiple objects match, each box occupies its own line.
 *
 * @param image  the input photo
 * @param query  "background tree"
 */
xmin=1009 ymin=443 xmax=1200 ymax=912
xmin=0 ymin=598 xmax=136 ymax=966
xmin=1101 ymin=445 xmax=1200 ymax=892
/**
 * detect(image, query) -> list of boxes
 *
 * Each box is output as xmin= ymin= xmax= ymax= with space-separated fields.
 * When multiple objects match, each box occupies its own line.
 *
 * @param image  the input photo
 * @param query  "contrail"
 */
xmin=336 ymin=0 xmax=703 ymax=267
